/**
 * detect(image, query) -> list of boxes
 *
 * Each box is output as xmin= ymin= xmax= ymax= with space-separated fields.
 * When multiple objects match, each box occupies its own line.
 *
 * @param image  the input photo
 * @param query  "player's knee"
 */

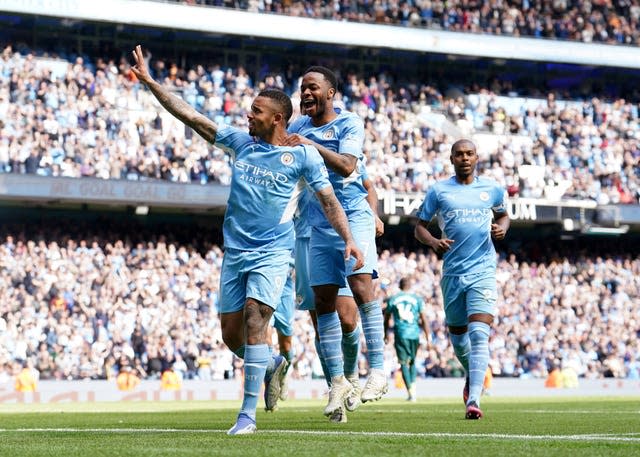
xmin=468 ymin=321 xmax=490 ymax=345
xmin=244 ymin=303 xmax=270 ymax=341
xmin=338 ymin=308 xmax=358 ymax=332
xmin=349 ymin=281 xmax=373 ymax=303
xmin=340 ymin=321 xmax=357 ymax=334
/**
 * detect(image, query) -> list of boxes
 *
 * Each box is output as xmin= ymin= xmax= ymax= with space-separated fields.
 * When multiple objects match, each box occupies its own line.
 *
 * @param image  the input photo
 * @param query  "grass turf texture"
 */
xmin=0 ymin=397 xmax=638 ymax=456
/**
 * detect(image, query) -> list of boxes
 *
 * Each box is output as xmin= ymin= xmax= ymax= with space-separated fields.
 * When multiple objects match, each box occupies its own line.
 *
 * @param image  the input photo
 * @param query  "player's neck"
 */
xmin=262 ymin=129 xmax=287 ymax=146
xmin=455 ymin=174 xmax=475 ymax=185
xmin=310 ymin=110 xmax=337 ymax=127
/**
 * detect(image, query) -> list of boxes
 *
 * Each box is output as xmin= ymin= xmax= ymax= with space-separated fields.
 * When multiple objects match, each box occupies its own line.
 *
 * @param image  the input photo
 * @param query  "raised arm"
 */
xmin=130 ymin=45 xmax=218 ymax=144
xmin=315 ymin=186 xmax=364 ymax=270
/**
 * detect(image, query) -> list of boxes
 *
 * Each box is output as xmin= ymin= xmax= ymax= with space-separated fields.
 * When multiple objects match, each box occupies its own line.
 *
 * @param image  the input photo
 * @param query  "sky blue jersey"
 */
xmin=293 ymin=186 xmax=313 ymax=239
xmin=417 ymin=176 xmax=507 ymax=276
xmin=293 ymin=158 xmax=370 ymax=239
xmin=215 ymin=125 xmax=330 ymax=251
xmin=288 ymin=109 xmax=369 ymax=227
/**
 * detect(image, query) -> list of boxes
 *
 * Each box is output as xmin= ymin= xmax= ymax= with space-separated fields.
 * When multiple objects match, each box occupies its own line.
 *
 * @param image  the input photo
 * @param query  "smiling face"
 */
xmin=299 ymin=71 xmax=335 ymax=120
xmin=450 ymin=140 xmax=478 ymax=182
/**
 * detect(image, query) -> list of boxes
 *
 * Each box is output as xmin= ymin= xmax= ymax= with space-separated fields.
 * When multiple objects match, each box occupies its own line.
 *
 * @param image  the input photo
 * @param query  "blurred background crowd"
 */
xmin=1 ymin=43 xmax=639 ymax=204
xmin=0 ymin=218 xmax=638 ymax=386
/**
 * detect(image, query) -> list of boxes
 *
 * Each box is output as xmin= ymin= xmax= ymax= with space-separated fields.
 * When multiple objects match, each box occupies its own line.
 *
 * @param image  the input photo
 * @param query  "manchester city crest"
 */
xmin=280 ymin=152 xmax=294 ymax=165
xmin=323 ymin=129 xmax=334 ymax=140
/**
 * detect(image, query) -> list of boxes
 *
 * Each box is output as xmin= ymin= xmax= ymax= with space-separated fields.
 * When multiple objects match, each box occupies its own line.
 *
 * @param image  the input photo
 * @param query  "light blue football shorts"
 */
xmin=272 ymin=268 xmax=295 ymax=336
xmin=219 ymin=248 xmax=290 ymax=314
xmin=338 ymin=285 xmax=353 ymax=297
xmin=296 ymin=237 xmax=357 ymax=308
xmin=309 ymin=208 xmax=378 ymax=288
xmin=440 ymin=271 xmax=497 ymax=327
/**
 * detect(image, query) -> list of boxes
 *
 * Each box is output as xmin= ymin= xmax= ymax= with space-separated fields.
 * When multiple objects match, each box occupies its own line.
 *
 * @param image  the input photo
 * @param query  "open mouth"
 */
xmin=301 ymin=99 xmax=316 ymax=112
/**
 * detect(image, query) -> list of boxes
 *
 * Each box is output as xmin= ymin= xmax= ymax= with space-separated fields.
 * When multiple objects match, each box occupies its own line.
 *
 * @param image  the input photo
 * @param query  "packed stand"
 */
xmin=1 ymin=44 xmax=639 ymax=204
xmin=0 ymin=223 xmax=638 ymax=386
xmin=172 ymin=0 xmax=640 ymax=46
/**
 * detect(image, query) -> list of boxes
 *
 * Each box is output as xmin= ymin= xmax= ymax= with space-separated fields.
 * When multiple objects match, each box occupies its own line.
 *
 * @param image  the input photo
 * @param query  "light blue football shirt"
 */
xmin=288 ymin=109 xmax=369 ymax=227
xmin=215 ymin=124 xmax=330 ymax=251
xmin=293 ymin=186 xmax=313 ymax=239
xmin=417 ymin=176 xmax=507 ymax=276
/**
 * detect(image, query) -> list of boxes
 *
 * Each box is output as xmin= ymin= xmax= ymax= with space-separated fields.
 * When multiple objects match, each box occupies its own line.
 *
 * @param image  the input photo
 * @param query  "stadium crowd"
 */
xmin=172 ymin=0 xmax=640 ymax=46
xmin=1 ymin=44 xmax=639 ymax=205
xmin=0 ymin=223 xmax=638 ymax=387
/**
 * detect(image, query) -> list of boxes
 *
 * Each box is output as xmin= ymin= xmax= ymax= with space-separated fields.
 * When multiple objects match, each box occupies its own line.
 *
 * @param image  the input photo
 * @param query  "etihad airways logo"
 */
xmin=234 ymin=160 xmax=289 ymax=186
xmin=444 ymin=208 xmax=492 ymax=224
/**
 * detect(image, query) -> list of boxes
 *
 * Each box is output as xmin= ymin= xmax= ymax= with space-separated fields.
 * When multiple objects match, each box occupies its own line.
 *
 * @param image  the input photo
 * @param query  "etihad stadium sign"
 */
xmin=378 ymin=190 xmax=599 ymax=226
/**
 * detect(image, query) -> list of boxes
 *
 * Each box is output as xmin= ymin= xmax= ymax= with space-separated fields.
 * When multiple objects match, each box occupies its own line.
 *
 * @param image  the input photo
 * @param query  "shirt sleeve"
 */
xmin=417 ymin=185 xmax=438 ymax=222
xmin=339 ymin=116 xmax=365 ymax=159
xmin=359 ymin=161 xmax=369 ymax=181
xmin=214 ymin=124 xmax=253 ymax=160
xmin=492 ymin=184 xmax=508 ymax=215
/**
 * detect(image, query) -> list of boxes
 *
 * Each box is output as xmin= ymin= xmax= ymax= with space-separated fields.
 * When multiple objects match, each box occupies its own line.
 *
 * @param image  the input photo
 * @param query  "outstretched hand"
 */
xmin=130 ymin=45 xmax=152 ymax=85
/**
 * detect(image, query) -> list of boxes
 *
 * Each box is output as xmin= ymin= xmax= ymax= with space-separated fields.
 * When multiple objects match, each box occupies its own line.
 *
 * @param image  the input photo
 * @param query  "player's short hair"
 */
xmin=303 ymin=65 xmax=337 ymax=91
xmin=399 ymin=277 xmax=410 ymax=290
xmin=451 ymin=138 xmax=476 ymax=153
xmin=258 ymin=89 xmax=293 ymax=123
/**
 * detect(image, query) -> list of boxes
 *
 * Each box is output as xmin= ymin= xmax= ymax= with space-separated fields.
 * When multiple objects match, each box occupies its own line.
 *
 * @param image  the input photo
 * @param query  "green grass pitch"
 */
xmin=0 ymin=397 xmax=638 ymax=456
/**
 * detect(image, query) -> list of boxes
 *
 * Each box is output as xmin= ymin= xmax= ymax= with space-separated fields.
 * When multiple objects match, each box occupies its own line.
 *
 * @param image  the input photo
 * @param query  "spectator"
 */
xmin=14 ymin=360 xmax=38 ymax=392
xmin=116 ymin=363 xmax=140 ymax=391
xmin=160 ymin=367 xmax=182 ymax=390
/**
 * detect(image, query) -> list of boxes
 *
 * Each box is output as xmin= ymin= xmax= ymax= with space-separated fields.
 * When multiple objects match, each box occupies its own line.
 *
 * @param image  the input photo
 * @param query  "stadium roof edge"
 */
xmin=1 ymin=0 xmax=640 ymax=69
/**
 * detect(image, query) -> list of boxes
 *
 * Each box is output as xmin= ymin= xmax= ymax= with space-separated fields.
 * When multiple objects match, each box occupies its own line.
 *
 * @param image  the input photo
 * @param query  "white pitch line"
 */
xmin=1 ymin=428 xmax=639 ymax=442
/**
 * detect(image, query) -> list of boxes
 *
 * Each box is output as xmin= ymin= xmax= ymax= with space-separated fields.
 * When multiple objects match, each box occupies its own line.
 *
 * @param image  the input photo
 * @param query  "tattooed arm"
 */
xmin=284 ymin=134 xmax=357 ymax=177
xmin=130 ymin=45 xmax=218 ymax=143
xmin=315 ymin=186 xmax=364 ymax=270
